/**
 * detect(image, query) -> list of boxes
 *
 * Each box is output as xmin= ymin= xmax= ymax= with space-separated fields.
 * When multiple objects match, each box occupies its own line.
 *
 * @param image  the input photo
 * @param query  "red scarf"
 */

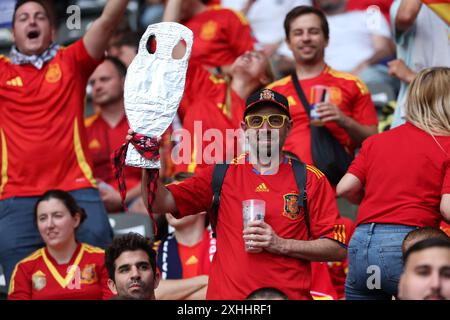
xmin=112 ymin=133 xmax=160 ymax=234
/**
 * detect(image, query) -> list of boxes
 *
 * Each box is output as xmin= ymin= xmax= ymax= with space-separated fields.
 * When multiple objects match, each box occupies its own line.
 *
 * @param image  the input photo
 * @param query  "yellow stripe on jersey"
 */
xmin=73 ymin=118 xmax=97 ymax=187
xmin=327 ymin=68 xmax=369 ymax=95
xmin=306 ymin=165 xmax=324 ymax=179
xmin=0 ymin=55 xmax=11 ymax=63
xmin=208 ymin=74 xmax=226 ymax=85
xmin=82 ymin=243 xmax=104 ymax=254
xmin=333 ymin=224 xmax=346 ymax=244
xmin=0 ymin=129 xmax=8 ymax=197
xmin=42 ymin=245 xmax=85 ymax=288
xmin=8 ymin=249 xmax=44 ymax=295
xmin=188 ymin=131 xmax=198 ymax=173
xmin=84 ymin=113 xmax=100 ymax=128
xmin=266 ymin=75 xmax=292 ymax=90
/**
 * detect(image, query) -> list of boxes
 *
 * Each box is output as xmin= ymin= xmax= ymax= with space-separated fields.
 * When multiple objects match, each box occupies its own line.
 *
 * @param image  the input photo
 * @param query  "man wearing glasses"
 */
xmin=144 ymin=88 xmax=346 ymax=300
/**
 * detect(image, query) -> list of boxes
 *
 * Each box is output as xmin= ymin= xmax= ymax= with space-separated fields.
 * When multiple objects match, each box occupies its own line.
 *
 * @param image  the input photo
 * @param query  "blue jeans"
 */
xmin=345 ymin=223 xmax=417 ymax=300
xmin=0 ymin=188 xmax=113 ymax=289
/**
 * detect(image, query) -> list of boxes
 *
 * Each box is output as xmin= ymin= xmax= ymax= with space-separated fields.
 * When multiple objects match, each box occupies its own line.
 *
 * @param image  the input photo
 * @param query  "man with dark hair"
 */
xmin=85 ymin=57 xmax=145 ymax=214
xmin=0 ymin=0 xmax=131 ymax=288
xmin=398 ymin=238 xmax=450 ymax=300
xmin=402 ymin=227 xmax=449 ymax=254
xmin=268 ymin=5 xmax=378 ymax=183
xmin=247 ymin=287 xmax=289 ymax=300
xmin=105 ymin=233 xmax=160 ymax=300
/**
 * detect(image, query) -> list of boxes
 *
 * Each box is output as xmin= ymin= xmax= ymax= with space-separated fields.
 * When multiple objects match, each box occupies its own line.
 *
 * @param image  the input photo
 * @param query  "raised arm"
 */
xmin=83 ymin=0 xmax=130 ymax=60
xmin=395 ymin=0 xmax=422 ymax=32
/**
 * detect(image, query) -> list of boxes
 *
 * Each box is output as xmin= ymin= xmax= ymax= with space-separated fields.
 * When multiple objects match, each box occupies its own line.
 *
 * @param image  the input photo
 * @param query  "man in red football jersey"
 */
xmin=0 ymin=0 xmax=130 ymax=288
xmin=267 ymin=6 xmax=378 ymax=171
xmin=141 ymin=88 xmax=347 ymax=299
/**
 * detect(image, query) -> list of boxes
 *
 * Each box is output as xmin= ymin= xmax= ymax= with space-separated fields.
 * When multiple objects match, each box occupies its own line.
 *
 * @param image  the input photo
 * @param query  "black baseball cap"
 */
xmin=244 ymin=88 xmax=291 ymax=119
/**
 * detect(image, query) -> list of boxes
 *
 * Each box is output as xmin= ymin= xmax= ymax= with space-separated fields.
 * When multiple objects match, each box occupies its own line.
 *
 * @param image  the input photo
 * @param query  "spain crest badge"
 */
xmin=32 ymin=270 xmax=47 ymax=291
xmin=80 ymin=264 xmax=98 ymax=284
xmin=283 ymin=193 xmax=300 ymax=220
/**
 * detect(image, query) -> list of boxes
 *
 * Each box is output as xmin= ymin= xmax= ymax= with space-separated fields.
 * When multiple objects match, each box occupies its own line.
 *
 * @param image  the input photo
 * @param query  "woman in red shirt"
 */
xmin=337 ymin=67 xmax=450 ymax=300
xmin=8 ymin=190 xmax=113 ymax=300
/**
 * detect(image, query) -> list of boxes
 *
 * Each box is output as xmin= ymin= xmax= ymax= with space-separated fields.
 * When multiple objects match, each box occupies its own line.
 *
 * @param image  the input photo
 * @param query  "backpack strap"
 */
xmin=210 ymin=163 xmax=230 ymax=238
xmin=291 ymin=158 xmax=311 ymax=239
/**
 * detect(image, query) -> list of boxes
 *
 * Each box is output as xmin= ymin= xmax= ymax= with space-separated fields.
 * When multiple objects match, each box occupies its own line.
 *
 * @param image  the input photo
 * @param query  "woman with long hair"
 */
xmin=337 ymin=67 xmax=450 ymax=300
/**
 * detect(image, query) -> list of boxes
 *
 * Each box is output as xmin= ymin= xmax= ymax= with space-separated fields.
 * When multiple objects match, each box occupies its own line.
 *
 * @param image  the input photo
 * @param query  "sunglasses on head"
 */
xmin=244 ymin=114 xmax=289 ymax=129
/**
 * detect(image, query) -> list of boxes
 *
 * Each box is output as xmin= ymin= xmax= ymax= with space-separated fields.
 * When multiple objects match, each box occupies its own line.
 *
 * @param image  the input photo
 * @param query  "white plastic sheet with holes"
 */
xmin=124 ymin=22 xmax=193 ymax=169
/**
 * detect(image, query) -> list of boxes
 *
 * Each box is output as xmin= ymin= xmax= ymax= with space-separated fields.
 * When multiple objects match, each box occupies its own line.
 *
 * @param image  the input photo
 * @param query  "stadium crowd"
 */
xmin=0 ymin=0 xmax=449 ymax=300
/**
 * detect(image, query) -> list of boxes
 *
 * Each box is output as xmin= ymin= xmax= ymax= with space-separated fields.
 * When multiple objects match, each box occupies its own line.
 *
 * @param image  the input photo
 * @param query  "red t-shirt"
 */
xmin=85 ymin=114 xmax=141 ymax=190
xmin=8 ymin=243 xmax=113 ymax=300
xmin=267 ymin=66 xmax=378 ymax=164
xmin=167 ymin=155 xmax=343 ymax=300
xmin=0 ymin=40 xmax=101 ymax=199
xmin=174 ymin=63 xmax=245 ymax=173
xmin=184 ymin=6 xmax=255 ymax=69
xmin=349 ymin=122 xmax=450 ymax=227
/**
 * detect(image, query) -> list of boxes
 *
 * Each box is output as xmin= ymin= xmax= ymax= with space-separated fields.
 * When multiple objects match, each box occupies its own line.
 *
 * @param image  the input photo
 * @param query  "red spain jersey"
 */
xmin=267 ymin=66 xmax=378 ymax=165
xmin=184 ymin=6 xmax=255 ymax=69
xmin=0 ymin=40 xmax=101 ymax=199
xmin=311 ymin=216 xmax=354 ymax=300
xmin=348 ymin=122 xmax=450 ymax=227
xmin=8 ymin=243 xmax=113 ymax=300
xmin=327 ymin=216 xmax=355 ymax=299
xmin=174 ymin=62 xmax=245 ymax=173
xmin=85 ymin=114 xmax=141 ymax=190
xmin=167 ymin=155 xmax=344 ymax=299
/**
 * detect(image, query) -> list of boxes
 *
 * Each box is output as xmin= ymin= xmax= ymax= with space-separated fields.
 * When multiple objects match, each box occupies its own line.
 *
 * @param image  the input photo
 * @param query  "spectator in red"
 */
xmin=86 ymin=57 xmax=145 ymax=214
xmin=337 ymin=67 xmax=450 ymax=299
xmin=8 ymin=190 xmax=113 ymax=300
xmin=0 ymin=0 xmax=130 ymax=290
xmin=163 ymin=0 xmax=256 ymax=75
xmin=155 ymin=210 xmax=213 ymax=300
xmin=173 ymin=50 xmax=274 ymax=174
xmin=268 ymin=6 xmax=378 ymax=175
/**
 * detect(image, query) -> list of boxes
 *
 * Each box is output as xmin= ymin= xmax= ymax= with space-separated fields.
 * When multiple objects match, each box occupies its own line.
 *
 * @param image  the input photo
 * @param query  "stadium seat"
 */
xmin=108 ymin=212 xmax=154 ymax=240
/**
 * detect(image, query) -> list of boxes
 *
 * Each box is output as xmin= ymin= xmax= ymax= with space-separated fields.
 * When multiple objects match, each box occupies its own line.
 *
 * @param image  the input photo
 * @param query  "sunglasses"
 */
xmin=244 ymin=114 xmax=289 ymax=129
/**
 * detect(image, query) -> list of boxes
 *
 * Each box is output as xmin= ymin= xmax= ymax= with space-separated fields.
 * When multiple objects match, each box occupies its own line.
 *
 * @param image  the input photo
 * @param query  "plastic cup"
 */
xmin=243 ymin=199 xmax=265 ymax=252
xmin=310 ymin=85 xmax=330 ymax=127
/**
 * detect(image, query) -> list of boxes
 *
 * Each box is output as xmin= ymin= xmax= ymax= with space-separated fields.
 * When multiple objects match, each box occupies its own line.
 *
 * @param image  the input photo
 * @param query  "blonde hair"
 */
xmin=405 ymin=67 xmax=450 ymax=136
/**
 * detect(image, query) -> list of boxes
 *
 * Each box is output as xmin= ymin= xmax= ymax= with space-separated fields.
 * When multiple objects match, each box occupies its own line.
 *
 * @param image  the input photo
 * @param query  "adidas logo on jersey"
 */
xmin=6 ymin=76 xmax=23 ymax=87
xmin=185 ymin=255 xmax=199 ymax=266
xmin=255 ymin=183 xmax=269 ymax=192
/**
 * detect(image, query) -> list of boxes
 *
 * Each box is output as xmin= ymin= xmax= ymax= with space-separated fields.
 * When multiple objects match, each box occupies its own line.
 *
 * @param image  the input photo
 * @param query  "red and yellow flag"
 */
xmin=422 ymin=0 xmax=450 ymax=26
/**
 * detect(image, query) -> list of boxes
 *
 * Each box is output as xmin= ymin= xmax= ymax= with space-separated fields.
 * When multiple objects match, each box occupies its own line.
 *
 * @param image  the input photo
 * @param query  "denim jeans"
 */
xmin=345 ymin=223 xmax=417 ymax=300
xmin=0 ymin=188 xmax=113 ymax=290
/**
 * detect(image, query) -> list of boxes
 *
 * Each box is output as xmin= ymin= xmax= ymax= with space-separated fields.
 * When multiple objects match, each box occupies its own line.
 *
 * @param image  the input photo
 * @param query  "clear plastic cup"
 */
xmin=310 ymin=85 xmax=330 ymax=127
xmin=243 ymin=199 xmax=265 ymax=252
